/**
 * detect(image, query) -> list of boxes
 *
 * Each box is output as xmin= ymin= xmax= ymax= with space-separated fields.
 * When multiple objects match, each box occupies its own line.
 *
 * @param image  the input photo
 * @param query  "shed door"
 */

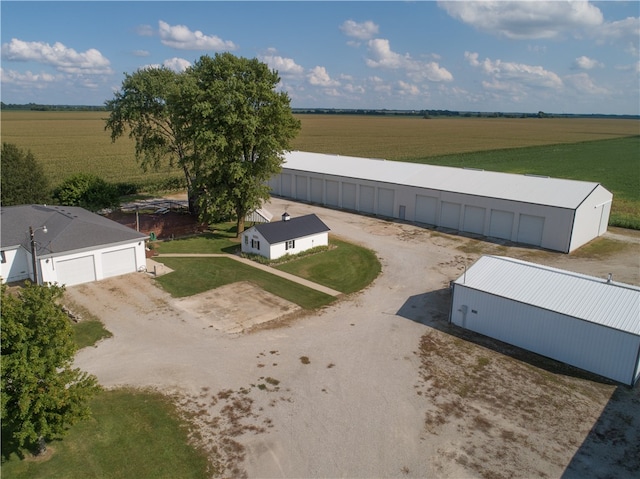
xmin=102 ymin=247 xmax=137 ymax=279
xmin=489 ymin=210 xmax=514 ymax=240
xmin=56 ymin=255 xmax=96 ymax=286
xmin=517 ymin=214 xmax=545 ymax=246
xmin=415 ymin=195 xmax=437 ymax=225
xmin=310 ymin=178 xmax=323 ymax=204
xmin=463 ymin=205 xmax=485 ymax=235
xmin=295 ymin=175 xmax=308 ymax=200
xmin=359 ymin=185 xmax=375 ymax=213
xmin=377 ymin=188 xmax=395 ymax=217
xmin=342 ymin=183 xmax=357 ymax=210
xmin=281 ymin=173 xmax=292 ymax=197
xmin=325 ymin=180 xmax=339 ymax=206
xmin=440 ymin=202 xmax=461 ymax=230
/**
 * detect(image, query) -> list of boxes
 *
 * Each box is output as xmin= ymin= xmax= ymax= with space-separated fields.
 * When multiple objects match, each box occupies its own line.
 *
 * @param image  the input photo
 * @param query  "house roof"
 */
xmin=282 ymin=151 xmax=610 ymax=210
xmin=1 ymin=205 xmax=148 ymax=257
xmin=454 ymin=255 xmax=640 ymax=336
xmin=252 ymin=213 xmax=330 ymax=244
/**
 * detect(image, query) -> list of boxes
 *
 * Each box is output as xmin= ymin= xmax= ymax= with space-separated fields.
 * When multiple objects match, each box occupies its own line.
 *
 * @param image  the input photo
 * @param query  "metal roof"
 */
xmin=454 ymin=255 xmax=640 ymax=336
xmin=252 ymin=213 xmax=330 ymax=244
xmin=282 ymin=151 xmax=607 ymax=209
xmin=1 ymin=205 xmax=147 ymax=256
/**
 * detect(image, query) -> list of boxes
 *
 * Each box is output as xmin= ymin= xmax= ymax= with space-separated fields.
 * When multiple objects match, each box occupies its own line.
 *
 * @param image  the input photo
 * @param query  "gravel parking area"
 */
xmin=71 ymin=197 xmax=640 ymax=478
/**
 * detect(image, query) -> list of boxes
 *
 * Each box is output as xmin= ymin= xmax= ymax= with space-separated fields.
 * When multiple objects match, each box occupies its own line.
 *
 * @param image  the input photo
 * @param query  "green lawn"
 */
xmin=72 ymin=320 xmax=112 ymax=350
xmin=155 ymin=256 xmax=335 ymax=309
xmin=0 ymin=389 xmax=211 ymax=479
xmin=275 ymin=238 xmax=381 ymax=294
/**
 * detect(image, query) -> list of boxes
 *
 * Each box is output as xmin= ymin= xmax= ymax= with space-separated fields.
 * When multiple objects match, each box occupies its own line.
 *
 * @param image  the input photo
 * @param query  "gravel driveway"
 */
xmin=71 ymin=197 xmax=640 ymax=478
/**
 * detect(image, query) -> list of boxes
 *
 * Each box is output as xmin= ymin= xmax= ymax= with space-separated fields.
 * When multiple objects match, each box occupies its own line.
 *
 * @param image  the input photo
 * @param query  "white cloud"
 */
xmin=340 ymin=20 xmax=379 ymax=40
xmin=565 ymin=72 xmax=609 ymax=95
xmin=1 ymin=38 xmax=112 ymax=74
xmin=136 ymin=24 xmax=155 ymax=37
xmin=132 ymin=50 xmax=150 ymax=57
xmin=594 ymin=16 xmax=640 ymax=56
xmin=366 ymin=39 xmax=453 ymax=82
xmin=572 ymin=55 xmax=603 ymax=70
xmin=158 ymin=20 xmax=237 ymax=51
xmin=307 ymin=66 xmax=340 ymax=87
xmin=440 ymin=1 xmax=603 ymax=39
xmin=260 ymin=54 xmax=305 ymax=76
xmin=0 ymin=68 xmax=58 ymax=86
xmin=465 ymin=52 xmax=563 ymax=89
xmin=397 ymin=80 xmax=421 ymax=96
xmin=163 ymin=57 xmax=191 ymax=72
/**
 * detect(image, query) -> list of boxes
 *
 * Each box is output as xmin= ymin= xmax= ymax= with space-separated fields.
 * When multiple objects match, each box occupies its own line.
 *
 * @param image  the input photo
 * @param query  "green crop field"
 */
xmin=2 ymin=111 xmax=638 ymax=227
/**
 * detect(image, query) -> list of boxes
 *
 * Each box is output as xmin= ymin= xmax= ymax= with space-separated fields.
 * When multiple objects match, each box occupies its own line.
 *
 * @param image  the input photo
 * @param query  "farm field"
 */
xmin=2 ymin=111 xmax=638 ymax=226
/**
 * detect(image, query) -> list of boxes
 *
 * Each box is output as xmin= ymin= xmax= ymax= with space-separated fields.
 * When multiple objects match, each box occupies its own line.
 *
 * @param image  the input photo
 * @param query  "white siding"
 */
xmin=268 ymin=232 xmax=329 ymax=260
xmin=569 ymin=184 xmax=613 ymax=251
xmin=1 ymin=247 xmax=31 ymax=283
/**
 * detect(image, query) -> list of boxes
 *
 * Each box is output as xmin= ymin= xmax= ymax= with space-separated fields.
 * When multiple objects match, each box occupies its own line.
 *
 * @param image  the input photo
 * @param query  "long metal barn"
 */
xmin=268 ymin=151 xmax=613 ymax=253
xmin=449 ymin=256 xmax=640 ymax=386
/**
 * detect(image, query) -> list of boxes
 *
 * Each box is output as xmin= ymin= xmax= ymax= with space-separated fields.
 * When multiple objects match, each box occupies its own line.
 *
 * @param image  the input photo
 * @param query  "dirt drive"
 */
xmin=71 ymin=197 xmax=640 ymax=478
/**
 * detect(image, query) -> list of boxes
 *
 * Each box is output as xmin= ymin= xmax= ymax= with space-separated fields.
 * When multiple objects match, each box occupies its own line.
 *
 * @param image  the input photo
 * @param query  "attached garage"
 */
xmin=1 ymin=205 xmax=148 ymax=287
xmin=450 ymin=256 xmax=640 ymax=386
xmin=269 ymin=151 xmax=613 ymax=253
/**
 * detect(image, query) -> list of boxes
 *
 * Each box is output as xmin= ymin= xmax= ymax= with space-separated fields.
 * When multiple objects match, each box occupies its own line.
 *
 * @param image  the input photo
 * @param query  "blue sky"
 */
xmin=1 ymin=1 xmax=639 ymax=115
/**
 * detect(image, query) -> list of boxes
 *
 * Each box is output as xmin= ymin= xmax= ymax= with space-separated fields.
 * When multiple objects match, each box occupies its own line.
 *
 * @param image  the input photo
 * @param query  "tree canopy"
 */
xmin=1 ymin=282 xmax=100 ymax=455
xmin=53 ymin=173 xmax=120 ymax=212
xmin=1 ymin=142 xmax=50 ymax=206
xmin=105 ymin=53 xmax=300 ymax=235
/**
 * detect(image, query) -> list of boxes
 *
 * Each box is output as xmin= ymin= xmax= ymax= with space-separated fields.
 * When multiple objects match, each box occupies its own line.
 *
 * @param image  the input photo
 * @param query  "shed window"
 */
xmin=285 ymin=240 xmax=295 ymax=250
xmin=251 ymin=239 xmax=260 ymax=250
xmin=244 ymin=236 xmax=248 ymax=245
xmin=0 ymin=251 xmax=5 ymax=263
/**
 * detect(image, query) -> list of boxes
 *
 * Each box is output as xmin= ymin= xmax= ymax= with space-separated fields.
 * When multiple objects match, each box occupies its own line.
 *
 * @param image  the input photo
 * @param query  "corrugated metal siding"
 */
xmin=454 ymin=256 xmax=640 ymax=335
xmin=282 ymin=151 xmax=603 ymax=209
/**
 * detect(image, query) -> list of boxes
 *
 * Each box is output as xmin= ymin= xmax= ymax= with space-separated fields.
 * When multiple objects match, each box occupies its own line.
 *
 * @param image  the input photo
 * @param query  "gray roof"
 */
xmin=282 ymin=151 xmax=610 ymax=210
xmin=454 ymin=256 xmax=640 ymax=336
xmin=253 ymin=214 xmax=330 ymax=244
xmin=1 ymin=205 xmax=148 ymax=257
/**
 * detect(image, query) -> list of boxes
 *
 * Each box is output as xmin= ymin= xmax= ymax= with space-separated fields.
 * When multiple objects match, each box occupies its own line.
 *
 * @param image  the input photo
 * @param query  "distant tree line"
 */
xmin=1 ymin=102 xmax=108 ymax=111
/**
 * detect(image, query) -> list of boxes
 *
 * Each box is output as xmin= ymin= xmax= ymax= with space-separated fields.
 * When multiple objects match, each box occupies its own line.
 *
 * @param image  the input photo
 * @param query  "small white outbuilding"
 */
xmin=241 ymin=213 xmax=330 ymax=260
xmin=268 ymin=151 xmax=613 ymax=253
xmin=449 ymin=255 xmax=640 ymax=386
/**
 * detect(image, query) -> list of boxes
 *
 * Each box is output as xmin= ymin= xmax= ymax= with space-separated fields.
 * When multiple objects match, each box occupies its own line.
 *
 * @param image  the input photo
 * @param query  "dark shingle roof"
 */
xmin=1 ymin=205 xmax=147 ymax=256
xmin=253 ymin=214 xmax=330 ymax=244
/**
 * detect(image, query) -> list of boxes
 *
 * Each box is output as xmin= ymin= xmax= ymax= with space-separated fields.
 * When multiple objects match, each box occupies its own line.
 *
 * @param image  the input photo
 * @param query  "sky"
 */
xmin=1 ymin=1 xmax=639 ymax=115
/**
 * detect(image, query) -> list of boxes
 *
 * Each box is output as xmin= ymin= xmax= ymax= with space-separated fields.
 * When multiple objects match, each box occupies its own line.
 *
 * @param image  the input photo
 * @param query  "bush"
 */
xmin=1 ymin=142 xmax=51 ymax=206
xmin=53 ymin=174 xmax=120 ymax=212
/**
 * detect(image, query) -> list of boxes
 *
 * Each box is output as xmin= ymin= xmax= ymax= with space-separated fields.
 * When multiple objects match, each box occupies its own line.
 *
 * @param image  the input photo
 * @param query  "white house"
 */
xmin=1 ymin=205 xmax=148 ymax=287
xmin=449 ymin=255 xmax=640 ymax=386
xmin=268 ymin=151 xmax=613 ymax=253
xmin=241 ymin=212 xmax=330 ymax=260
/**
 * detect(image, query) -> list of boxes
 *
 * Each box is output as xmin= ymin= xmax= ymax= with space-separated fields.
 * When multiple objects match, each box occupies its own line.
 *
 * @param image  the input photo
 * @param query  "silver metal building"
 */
xmin=449 ymin=255 xmax=640 ymax=386
xmin=269 ymin=151 xmax=613 ymax=252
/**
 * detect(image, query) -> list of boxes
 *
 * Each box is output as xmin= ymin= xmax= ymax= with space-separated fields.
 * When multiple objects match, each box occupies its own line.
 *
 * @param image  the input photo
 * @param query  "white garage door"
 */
xmin=440 ymin=202 xmax=461 ymax=230
xmin=342 ymin=182 xmax=357 ymax=210
xmin=489 ymin=210 xmax=514 ymax=240
xmin=310 ymin=178 xmax=323 ymax=203
xmin=359 ymin=185 xmax=375 ymax=213
xmin=295 ymin=175 xmax=308 ymax=200
xmin=377 ymin=188 xmax=395 ymax=217
xmin=463 ymin=205 xmax=485 ymax=235
xmin=102 ymin=247 xmax=137 ymax=279
xmin=326 ymin=180 xmax=339 ymax=206
xmin=517 ymin=214 xmax=545 ymax=246
xmin=56 ymin=255 xmax=96 ymax=286
xmin=281 ymin=173 xmax=292 ymax=197
xmin=415 ymin=195 xmax=437 ymax=225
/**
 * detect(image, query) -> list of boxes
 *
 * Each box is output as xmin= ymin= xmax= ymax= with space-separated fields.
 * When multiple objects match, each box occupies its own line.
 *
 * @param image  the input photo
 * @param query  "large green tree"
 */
xmin=184 ymin=53 xmax=301 ymax=235
xmin=1 ymin=282 xmax=100 ymax=456
xmin=105 ymin=54 xmax=300 ymax=234
xmin=1 ymin=142 xmax=50 ymax=206
xmin=53 ymin=173 xmax=120 ymax=212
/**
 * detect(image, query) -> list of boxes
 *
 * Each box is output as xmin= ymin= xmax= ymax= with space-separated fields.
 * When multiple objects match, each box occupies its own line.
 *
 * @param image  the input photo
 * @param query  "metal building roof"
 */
xmin=454 ymin=255 xmax=640 ymax=336
xmin=1 ymin=205 xmax=147 ymax=257
xmin=253 ymin=213 xmax=330 ymax=244
xmin=282 ymin=151 xmax=606 ymax=209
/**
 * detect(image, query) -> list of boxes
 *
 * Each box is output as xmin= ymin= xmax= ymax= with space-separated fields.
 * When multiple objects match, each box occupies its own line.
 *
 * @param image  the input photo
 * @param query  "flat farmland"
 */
xmin=2 ymin=111 xmax=638 ymax=226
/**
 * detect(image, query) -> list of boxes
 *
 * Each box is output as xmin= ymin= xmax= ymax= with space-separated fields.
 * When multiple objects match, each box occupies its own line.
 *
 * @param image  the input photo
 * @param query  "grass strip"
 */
xmin=0 ymin=389 xmax=211 ymax=479
xmin=275 ymin=238 xmax=381 ymax=294
xmin=155 ymin=257 xmax=334 ymax=309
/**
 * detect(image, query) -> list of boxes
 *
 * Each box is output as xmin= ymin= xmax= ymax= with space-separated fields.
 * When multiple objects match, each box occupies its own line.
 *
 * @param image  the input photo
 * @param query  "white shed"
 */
xmin=241 ymin=213 xmax=330 ymax=260
xmin=449 ymin=255 xmax=640 ymax=386
xmin=1 ymin=205 xmax=148 ymax=287
xmin=268 ymin=151 xmax=613 ymax=253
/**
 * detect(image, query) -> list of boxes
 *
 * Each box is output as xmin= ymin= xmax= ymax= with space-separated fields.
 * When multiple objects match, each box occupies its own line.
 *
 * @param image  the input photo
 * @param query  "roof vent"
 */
xmin=282 ymin=212 xmax=291 ymax=221
xmin=607 ymin=273 xmax=613 ymax=283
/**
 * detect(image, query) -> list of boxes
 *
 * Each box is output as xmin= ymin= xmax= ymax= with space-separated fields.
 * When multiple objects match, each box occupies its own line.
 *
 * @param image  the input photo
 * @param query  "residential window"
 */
xmin=285 ymin=240 xmax=295 ymax=250
xmin=244 ymin=236 xmax=248 ymax=245
xmin=251 ymin=239 xmax=260 ymax=250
